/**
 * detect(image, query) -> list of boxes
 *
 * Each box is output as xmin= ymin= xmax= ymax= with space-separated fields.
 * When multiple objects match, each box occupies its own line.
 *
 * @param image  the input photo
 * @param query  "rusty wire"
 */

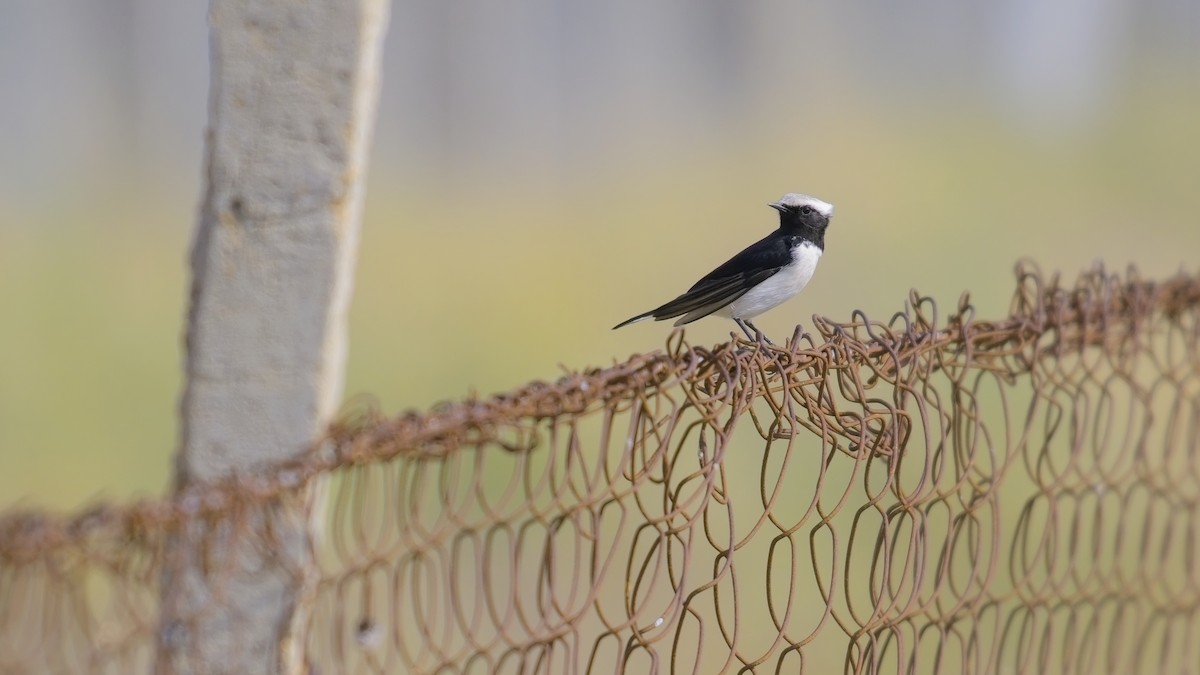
xmin=2 ymin=261 xmax=1199 ymax=674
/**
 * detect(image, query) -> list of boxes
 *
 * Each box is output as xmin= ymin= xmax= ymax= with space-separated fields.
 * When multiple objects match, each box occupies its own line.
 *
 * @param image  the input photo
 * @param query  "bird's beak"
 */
xmin=768 ymin=202 xmax=786 ymax=213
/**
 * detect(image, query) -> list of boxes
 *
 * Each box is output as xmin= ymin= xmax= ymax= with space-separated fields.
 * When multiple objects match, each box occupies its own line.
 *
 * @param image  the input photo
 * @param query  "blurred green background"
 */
xmin=1 ymin=1 xmax=1198 ymax=512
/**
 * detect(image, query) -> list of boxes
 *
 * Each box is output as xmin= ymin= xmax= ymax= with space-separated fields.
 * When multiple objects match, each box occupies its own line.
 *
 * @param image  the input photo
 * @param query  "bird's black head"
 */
xmin=769 ymin=193 xmax=833 ymax=249
xmin=769 ymin=193 xmax=833 ymax=231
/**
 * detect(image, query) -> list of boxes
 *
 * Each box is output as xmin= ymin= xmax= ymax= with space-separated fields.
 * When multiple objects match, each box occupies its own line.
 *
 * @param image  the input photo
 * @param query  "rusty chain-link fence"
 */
xmin=2 ymin=263 xmax=1199 ymax=674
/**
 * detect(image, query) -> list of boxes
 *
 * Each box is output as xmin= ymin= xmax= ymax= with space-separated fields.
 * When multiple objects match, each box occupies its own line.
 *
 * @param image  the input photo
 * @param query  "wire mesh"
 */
xmin=2 ymin=262 xmax=1199 ymax=674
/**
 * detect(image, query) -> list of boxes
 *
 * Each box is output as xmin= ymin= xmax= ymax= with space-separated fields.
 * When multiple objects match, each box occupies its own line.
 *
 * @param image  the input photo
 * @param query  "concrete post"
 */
xmin=157 ymin=1 xmax=390 ymax=672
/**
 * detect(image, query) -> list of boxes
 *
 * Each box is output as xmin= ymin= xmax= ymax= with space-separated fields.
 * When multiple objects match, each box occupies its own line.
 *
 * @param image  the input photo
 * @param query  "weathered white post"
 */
xmin=157 ymin=1 xmax=390 ymax=673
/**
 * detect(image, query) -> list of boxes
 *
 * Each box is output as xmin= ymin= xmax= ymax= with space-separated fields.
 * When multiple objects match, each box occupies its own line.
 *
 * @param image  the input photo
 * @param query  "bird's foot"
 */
xmin=746 ymin=320 xmax=774 ymax=346
xmin=733 ymin=319 xmax=775 ymax=353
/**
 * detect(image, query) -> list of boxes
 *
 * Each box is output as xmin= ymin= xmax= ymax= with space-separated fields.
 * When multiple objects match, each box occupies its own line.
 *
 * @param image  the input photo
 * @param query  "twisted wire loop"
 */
xmin=2 ymin=262 xmax=1200 ymax=674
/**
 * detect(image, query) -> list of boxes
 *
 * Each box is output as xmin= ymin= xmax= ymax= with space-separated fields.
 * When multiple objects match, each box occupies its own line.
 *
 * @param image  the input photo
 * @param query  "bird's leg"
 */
xmin=734 ymin=318 xmax=757 ymax=341
xmin=745 ymin=320 xmax=773 ymax=346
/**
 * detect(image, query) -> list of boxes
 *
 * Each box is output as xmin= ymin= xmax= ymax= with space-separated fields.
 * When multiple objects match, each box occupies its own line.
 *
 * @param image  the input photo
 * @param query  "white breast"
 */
xmin=716 ymin=241 xmax=821 ymax=320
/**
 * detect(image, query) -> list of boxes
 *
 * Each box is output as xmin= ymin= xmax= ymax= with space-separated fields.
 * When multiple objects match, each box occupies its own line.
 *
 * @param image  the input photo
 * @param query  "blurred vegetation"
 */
xmin=1 ymin=84 xmax=1197 ymax=512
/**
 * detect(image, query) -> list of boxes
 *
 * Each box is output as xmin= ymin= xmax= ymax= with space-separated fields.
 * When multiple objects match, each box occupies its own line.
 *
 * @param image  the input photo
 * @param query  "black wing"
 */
xmin=614 ymin=231 xmax=794 ymax=328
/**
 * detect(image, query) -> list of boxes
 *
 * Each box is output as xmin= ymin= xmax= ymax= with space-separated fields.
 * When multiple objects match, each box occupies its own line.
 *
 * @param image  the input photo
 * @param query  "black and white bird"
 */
xmin=613 ymin=193 xmax=833 ymax=341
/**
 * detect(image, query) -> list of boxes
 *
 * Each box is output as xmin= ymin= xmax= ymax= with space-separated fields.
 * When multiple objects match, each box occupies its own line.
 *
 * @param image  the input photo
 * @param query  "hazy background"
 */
xmin=1 ymin=0 xmax=1197 ymax=511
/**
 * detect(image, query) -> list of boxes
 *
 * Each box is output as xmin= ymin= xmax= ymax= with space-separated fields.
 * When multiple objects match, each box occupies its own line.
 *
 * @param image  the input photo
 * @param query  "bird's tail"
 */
xmin=612 ymin=312 xmax=655 ymax=330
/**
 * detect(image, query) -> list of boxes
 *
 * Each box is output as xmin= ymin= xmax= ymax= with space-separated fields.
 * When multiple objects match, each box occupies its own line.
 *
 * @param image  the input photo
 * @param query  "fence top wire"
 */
xmin=3 ymin=260 xmax=1200 ymax=675
xmin=2 ymin=261 xmax=1197 ymax=561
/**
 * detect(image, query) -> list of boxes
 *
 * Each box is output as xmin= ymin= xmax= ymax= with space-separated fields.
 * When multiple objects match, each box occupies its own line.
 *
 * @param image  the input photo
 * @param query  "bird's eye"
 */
xmin=799 ymin=205 xmax=814 ymax=215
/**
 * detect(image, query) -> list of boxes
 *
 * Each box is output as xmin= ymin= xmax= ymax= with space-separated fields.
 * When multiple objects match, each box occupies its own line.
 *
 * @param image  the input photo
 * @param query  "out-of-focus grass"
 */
xmin=0 ymin=204 xmax=187 ymax=510
xmin=1 ymin=89 xmax=1198 ymax=512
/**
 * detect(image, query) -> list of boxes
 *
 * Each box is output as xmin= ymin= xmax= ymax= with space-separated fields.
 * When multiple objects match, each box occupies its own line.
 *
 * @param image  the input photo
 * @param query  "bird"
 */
xmin=613 ymin=192 xmax=833 ymax=342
